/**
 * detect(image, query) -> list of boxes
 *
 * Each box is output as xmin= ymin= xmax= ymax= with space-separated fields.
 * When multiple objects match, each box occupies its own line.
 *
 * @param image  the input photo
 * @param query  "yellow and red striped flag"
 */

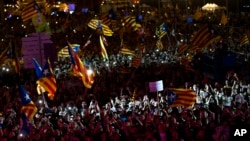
xmin=100 ymin=35 xmax=109 ymax=60
xmin=167 ymin=88 xmax=197 ymax=108
xmin=177 ymin=44 xmax=189 ymax=56
xmin=19 ymin=85 xmax=37 ymax=121
xmin=68 ymin=44 xmax=94 ymax=88
xmin=240 ymin=34 xmax=250 ymax=46
xmin=190 ymin=24 xmax=221 ymax=51
xmin=88 ymin=19 xmax=113 ymax=36
xmin=37 ymin=59 xmax=57 ymax=100
xmin=121 ymin=16 xmax=141 ymax=31
xmin=155 ymin=23 xmax=167 ymax=39
xmin=120 ymin=48 xmax=135 ymax=55
xmin=156 ymin=39 xmax=164 ymax=50
xmin=21 ymin=1 xmax=40 ymax=22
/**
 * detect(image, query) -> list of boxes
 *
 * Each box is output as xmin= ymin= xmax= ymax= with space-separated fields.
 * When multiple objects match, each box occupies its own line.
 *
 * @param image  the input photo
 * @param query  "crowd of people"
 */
xmin=1 ymin=54 xmax=250 ymax=141
xmin=0 ymin=2 xmax=250 ymax=141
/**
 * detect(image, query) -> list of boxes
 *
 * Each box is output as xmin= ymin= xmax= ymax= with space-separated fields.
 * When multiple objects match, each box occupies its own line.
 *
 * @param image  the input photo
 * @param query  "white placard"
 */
xmin=149 ymin=80 xmax=163 ymax=92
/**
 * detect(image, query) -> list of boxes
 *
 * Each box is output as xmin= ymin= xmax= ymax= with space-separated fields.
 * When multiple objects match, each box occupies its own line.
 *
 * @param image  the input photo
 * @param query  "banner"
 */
xmin=149 ymin=80 xmax=163 ymax=92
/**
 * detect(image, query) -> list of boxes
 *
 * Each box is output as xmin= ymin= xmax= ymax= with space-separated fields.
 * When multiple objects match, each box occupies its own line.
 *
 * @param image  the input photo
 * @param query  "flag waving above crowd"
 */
xmin=33 ymin=58 xmax=57 ymax=100
xmin=19 ymin=85 xmax=37 ymax=121
xmin=68 ymin=43 xmax=94 ymax=88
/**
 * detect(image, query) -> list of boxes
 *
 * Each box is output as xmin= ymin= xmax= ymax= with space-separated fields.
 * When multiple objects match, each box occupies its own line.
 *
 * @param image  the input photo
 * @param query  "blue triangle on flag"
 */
xmin=167 ymin=90 xmax=178 ymax=105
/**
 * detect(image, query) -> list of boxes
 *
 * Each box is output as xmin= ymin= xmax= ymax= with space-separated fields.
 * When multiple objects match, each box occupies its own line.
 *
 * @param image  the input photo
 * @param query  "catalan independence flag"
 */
xmin=167 ymin=88 xmax=197 ymax=108
xmin=99 ymin=9 xmax=116 ymax=26
xmin=19 ymin=85 xmax=37 ymax=121
xmin=156 ymin=39 xmax=164 ymax=50
xmin=68 ymin=45 xmax=94 ymax=88
xmin=155 ymin=23 xmax=167 ymax=39
xmin=240 ymin=34 xmax=250 ymax=46
xmin=21 ymin=0 xmax=40 ymax=22
xmin=121 ymin=16 xmax=141 ymax=31
xmin=88 ymin=19 xmax=113 ymax=36
xmin=36 ymin=59 xmax=57 ymax=100
xmin=190 ymin=24 xmax=221 ymax=51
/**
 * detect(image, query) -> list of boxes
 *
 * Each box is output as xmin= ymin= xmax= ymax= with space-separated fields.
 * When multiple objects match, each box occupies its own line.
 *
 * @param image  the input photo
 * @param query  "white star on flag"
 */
xmin=43 ymin=69 xmax=49 ymax=76
xmin=24 ymin=94 xmax=30 ymax=101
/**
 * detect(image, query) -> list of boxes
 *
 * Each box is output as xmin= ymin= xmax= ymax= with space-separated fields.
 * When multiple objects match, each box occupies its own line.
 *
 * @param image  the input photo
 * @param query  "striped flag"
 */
xmin=190 ymin=24 xmax=221 ymax=51
xmin=88 ymin=19 xmax=113 ymax=36
xmin=156 ymin=39 xmax=164 ymax=50
xmin=120 ymin=48 xmax=135 ymax=55
xmin=21 ymin=1 xmax=40 ymax=22
xmin=58 ymin=44 xmax=80 ymax=58
xmin=121 ymin=16 xmax=141 ymax=31
xmin=177 ymin=44 xmax=189 ymax=56
xmin=100 ymin=13 xmax=111 ymax=26
xmin=131 ymin=57 xmax=141 ymax=68
xmin=240 ymin=34 xmax=250 ymax=46
xmin=36 ymin=59 xmax=57 ymax=100
xmin=99 ymin=10 xmax=116 ymax=26
xmin=68 ymin=45 xmax=94 ymax=88
xmin=168 ymin=88 xmax=197 ymax=108
xmin=100 ymin=35 xmax=109 ymax=60
xmin=155 ymin=23 xmax=167 ymax=39
xmin=19 ymin=85 xmax=37 ymax=121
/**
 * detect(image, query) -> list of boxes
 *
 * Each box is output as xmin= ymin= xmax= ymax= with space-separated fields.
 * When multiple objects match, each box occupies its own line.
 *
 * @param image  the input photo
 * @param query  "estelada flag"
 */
xmin=167 ymin=88 xmax=197 ymax=108
xmin=19 ymin=85 xmax=37 ymax=121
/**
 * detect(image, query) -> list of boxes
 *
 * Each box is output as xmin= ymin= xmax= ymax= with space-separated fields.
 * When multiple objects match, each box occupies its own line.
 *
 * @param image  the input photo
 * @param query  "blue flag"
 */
xmin=32 ymin=58 xmax=42 ymax=79
xmin=19 ymin=85 xmax=32 ymax=105
xmin=41 ymin=60 xmax=53 ymax=77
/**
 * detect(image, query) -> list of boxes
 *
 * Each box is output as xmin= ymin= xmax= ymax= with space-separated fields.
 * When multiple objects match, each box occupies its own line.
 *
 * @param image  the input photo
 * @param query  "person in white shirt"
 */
xmin=222 ymin=94 xmax=233 ymax=109
xmin=234 ymin=92 xmax=245 ymax=107
xmin=192 ymin=84 xmax=203 ymax=107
